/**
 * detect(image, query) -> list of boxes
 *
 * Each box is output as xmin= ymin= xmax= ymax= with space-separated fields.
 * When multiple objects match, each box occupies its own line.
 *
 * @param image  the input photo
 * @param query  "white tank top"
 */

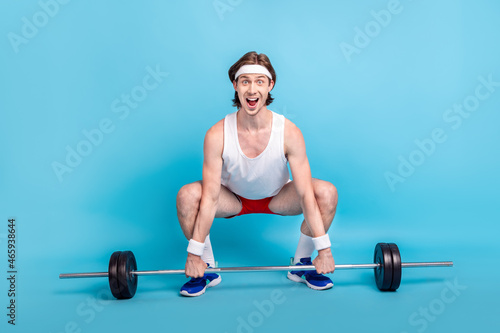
xmin=221 ymin=110 xmax=290 ymax=200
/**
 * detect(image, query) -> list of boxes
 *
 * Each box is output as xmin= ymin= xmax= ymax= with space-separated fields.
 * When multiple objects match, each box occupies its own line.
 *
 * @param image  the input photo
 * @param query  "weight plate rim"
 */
xmin=374 ymin=243 xmax=393 ymax=291
xmin=374 ymin=243 xmax=383 ymax=289
xmin=117 ymin=251 xmax=137 ymax=299
xmin=108 ymin=251 xmax=123 ymax=299
xmin=388 ymin=243 xmax=402 ymax=291
xmin=381 ymin=243 xmax=393 ymax=291
xmin=126 ymin=251 xmax=138 ymax=297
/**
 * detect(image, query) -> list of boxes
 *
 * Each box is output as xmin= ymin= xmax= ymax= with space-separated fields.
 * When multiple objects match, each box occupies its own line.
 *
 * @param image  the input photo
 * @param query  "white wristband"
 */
xmin=187 ymin=239 xmax=205 ymax=256
xmin=312 ymin=234 xmax=331 ymax=251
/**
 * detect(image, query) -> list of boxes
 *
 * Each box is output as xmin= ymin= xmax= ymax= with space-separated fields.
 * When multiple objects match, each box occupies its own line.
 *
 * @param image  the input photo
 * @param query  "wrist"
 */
xmin=187 ymin=239 xmax=205 ymax=256
xmin=312 ymin=234 xmax=331 ymax=251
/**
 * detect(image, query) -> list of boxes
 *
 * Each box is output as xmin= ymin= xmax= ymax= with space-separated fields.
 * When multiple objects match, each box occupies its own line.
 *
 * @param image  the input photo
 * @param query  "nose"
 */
xmin=248 ymin=82 xmax=256 ymax=94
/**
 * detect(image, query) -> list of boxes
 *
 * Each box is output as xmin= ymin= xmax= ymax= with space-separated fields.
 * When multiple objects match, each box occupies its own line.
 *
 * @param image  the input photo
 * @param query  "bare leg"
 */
xmin=268 ymin=178 xmax=338 ymax=236
xmin=176 ymin=181 xmax=243 ymax=240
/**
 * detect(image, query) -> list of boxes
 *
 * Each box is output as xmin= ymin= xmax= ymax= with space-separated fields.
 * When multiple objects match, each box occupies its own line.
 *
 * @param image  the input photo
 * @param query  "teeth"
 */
xmin=247 ymin=98 xmax=258 ymax=101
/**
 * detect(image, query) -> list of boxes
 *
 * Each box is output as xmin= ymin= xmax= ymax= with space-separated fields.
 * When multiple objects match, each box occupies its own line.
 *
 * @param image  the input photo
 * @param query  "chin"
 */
xmin=242 ymin=106 xmax=260 ymax=114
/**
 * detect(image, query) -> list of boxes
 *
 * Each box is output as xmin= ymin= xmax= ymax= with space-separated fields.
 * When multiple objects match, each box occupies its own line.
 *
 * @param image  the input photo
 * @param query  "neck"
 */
xmin=237 ymin=107 xmax=272 ymax=132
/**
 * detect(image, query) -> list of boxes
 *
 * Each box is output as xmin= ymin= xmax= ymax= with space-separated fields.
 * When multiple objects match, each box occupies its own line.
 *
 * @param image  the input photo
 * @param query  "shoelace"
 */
xmin=188 ymin=277 xmax=206 ymax=284
xmin=291 ymin=261 xmax=311 ymax=275
xmin=295 ymin=261 xmax=326 ymax=278
xmin=304 ymin=270 xmax=324 ymax=278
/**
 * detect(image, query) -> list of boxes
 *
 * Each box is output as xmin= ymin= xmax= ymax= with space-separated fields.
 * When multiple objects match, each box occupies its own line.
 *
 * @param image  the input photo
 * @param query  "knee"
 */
xmin=176 ymin=183 xmax=202 ymax=211
xmin=315 ymin=182 xmax=338 ymax=212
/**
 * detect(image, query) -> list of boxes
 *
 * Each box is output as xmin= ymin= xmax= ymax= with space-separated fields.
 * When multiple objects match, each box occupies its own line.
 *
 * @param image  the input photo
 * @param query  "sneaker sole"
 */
xmin=179 ymin=275 xmax=222 ymax=297
xmin=180 ymin=287 xmax=206 ymax=297
xmin=287 ymin=272 xmax=334 ymax=291
xmin=207 ymin=275 xmax=222 ymax=288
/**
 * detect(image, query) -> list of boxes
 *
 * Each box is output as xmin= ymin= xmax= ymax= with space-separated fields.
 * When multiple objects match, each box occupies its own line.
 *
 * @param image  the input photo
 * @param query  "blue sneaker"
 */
xmin=180 ymin=269 xmax=221 ymax=297
xmin=287 ymin=257 xmax=334 ymax=290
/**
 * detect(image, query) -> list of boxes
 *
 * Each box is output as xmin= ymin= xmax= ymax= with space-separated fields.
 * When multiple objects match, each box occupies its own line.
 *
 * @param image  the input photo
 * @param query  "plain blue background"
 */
xmin=1 ymin=0 xmax=499 ymax=332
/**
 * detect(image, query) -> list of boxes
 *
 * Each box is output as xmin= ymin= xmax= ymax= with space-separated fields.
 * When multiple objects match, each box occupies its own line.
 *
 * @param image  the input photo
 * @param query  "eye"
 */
xmin=257 ymin=80 xmax=263 ymax=85
xmin=242 ymin=80 xmax=248 ymax=84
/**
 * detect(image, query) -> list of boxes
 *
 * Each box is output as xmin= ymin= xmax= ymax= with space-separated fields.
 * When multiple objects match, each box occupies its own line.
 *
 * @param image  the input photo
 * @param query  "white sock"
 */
xmin=201 ymin=234 xmax=215 ymax=267
xmin=293 ymin=232 xmax=315 ymax=264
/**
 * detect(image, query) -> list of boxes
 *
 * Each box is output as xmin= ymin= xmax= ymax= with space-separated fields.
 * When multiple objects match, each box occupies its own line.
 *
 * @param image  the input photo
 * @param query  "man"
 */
xmin=176 ymin=51 xmax=338 ymax=296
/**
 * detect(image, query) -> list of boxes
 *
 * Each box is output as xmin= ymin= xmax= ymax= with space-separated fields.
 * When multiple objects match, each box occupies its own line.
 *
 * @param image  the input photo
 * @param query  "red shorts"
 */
xmin=224 ymin=194 xmax=280 ymax=219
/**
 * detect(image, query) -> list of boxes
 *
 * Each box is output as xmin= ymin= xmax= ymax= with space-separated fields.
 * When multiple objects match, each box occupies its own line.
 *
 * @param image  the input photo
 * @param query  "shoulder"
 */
xmin=284 ymin=118 xmax=306 ymax=159
xmin=207 ymin=118 xmax=224 ymax=136
xmin=204 ymin=118 xmax=225 ymax=156
xmin=284 ymin=118 xmax=301 ymax=137
xmin=284 ymin=118 xmax=305 ymax=156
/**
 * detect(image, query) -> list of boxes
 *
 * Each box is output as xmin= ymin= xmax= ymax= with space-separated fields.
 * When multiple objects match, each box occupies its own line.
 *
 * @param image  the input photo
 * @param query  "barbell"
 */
xmin=59 ymin=242 xmax=453 ymax=299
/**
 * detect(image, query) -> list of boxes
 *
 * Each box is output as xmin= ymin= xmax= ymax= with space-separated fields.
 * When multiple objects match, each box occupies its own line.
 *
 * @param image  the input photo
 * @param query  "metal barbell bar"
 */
xmin=59 ymin=261 xmax=452 ymax=279
xmin=59 ymin=243 xmax=453 ymax=299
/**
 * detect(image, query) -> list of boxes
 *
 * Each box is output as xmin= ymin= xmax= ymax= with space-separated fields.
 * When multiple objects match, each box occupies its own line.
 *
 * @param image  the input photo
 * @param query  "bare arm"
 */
xmin=185 ymin=121 xmax=224 ymax=278
xmin=191 ymin=121 xmax=224 ymax=243
xmin=285 ymin=119 xmax=334 ymax=274
xmin=285 ymin=120 xmax=325 ymax=237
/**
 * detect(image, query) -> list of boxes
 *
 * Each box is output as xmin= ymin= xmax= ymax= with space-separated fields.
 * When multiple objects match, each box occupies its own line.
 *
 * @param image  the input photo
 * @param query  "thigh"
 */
xmin=191 ymin=180 xmax=242 ymax=218
xmin=268 ymin=178 xmax=326 ymax=216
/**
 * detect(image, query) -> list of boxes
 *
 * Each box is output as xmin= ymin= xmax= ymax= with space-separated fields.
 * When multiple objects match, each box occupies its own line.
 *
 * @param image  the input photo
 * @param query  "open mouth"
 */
xmin=246 ymin=97 xmax=259 ymax=108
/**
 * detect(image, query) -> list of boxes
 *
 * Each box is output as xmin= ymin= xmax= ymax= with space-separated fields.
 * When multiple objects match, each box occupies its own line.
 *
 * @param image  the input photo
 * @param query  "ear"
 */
xmin=268 ymin=80 xmax=275 ymax=92
xmin=233 ymin=80 xmax=238 ymax=91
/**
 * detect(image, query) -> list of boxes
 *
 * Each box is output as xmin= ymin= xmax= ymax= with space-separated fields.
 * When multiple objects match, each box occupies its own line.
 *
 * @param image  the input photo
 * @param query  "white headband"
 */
xmin=234 ymin=64 xmax=273 ymax=81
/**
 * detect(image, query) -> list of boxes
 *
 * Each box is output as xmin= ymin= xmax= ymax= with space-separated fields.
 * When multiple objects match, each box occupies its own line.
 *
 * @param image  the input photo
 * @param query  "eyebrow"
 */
xmin=239 ymin=75 xmax=267 ymax=80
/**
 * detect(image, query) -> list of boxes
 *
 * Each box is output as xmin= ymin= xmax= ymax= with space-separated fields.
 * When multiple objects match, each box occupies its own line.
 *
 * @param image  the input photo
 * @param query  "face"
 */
xmin=233 ymin=73 xmax=274 ymax=114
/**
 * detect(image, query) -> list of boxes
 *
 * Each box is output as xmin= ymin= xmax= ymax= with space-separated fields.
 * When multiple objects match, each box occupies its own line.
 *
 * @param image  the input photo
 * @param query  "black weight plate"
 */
xmin=388 ymin=243 xmax=402 ymax=291
xmin=117 ymin=251 xmax=138 ymax=299
xmin=108 ymin=251 xmax=122 ymax=299
xmin=374 ymin=243 xmax=393 ymax=291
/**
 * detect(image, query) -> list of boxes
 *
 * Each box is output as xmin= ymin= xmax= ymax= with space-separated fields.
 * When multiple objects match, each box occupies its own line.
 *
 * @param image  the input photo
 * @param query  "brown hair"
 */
xmin=228 ymin=51 xmax=276 ymax=108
